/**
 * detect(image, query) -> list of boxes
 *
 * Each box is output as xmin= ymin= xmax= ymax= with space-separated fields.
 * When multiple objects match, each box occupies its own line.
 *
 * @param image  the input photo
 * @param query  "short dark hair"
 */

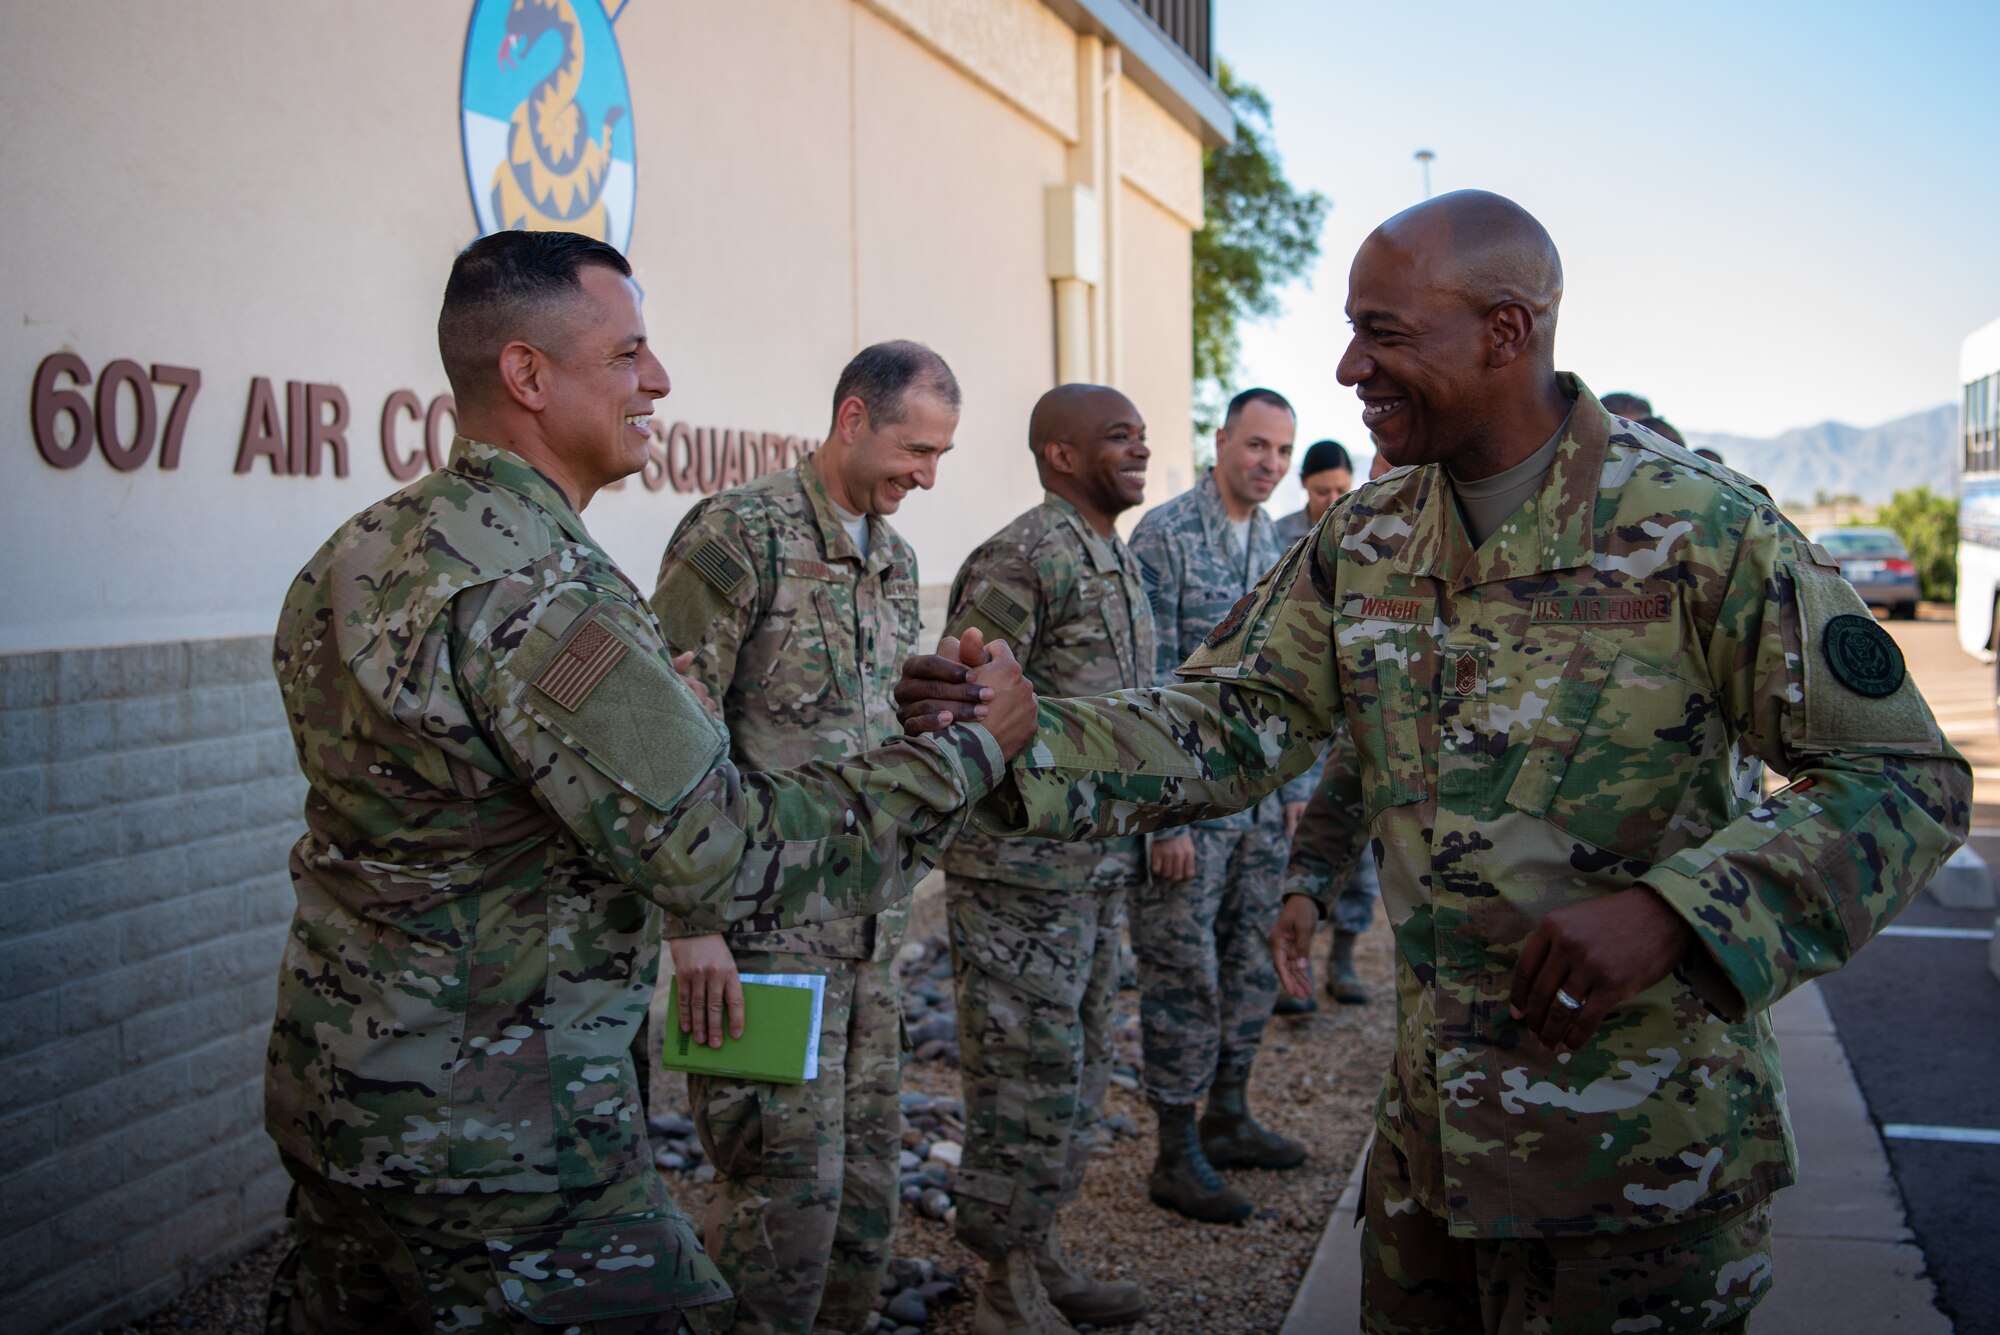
xmin=437 ymin=230 xmax=632 ymax=400
xmin=1640 ymin=415 xmax=1687 ymax=448
xmin=1300 ymin=439 xmax=1352 ymax=479
xmin=1601 ymin=392 xmax=1653 ymax=419
xmin=830 ymin=340 xmax=960 ymax=428
xmin=1224 ymin=387 xmax=1294 ymax=428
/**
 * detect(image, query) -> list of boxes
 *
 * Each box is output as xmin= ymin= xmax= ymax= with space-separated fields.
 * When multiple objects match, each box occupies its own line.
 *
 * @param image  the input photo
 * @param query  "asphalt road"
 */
xmin=1817 ymin=614 xmax=2000 ymax=1335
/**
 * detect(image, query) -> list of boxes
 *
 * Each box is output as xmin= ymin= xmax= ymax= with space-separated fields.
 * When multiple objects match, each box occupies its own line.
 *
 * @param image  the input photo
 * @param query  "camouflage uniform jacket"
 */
xmin=972 ymin=378 xmax=1970 ymax=1239
xmin=1281 ymin=728 xmax=1372 ymax=905
xmin=941 ymin=493 xmax=1156 ymax=890
xmin=651 ymin=453 xmax=922 ymax=961
xmin=269 ymin=438 xmax=1002 ymax=1194
xmin=1129 ymin=470 xmax=1314 ymax=828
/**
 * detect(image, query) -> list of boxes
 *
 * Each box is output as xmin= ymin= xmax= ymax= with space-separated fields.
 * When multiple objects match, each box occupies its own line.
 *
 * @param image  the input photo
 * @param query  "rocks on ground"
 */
xmin=112 ymin=878 xmax=1396 ymax=1335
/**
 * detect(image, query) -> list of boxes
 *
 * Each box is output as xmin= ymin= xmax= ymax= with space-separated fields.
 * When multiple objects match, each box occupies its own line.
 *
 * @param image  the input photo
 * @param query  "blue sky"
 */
xmin=1222 ymin=0 xmax=2000 ymax=497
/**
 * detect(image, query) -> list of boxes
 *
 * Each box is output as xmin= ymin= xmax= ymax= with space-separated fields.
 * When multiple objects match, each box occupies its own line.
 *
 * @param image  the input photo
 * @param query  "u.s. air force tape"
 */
xmin=1822 ymin=613 xmax=1905 ymax=698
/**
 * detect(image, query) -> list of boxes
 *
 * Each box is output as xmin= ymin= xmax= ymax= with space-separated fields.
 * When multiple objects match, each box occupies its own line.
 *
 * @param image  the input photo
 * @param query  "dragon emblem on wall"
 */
xmin=461 ymin=0 xmax=636 ymax=252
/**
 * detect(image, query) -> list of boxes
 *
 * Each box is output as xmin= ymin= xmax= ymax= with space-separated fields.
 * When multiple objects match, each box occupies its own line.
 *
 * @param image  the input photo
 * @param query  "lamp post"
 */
xmin=1414 ymin=149 xmax=1436 ymax=200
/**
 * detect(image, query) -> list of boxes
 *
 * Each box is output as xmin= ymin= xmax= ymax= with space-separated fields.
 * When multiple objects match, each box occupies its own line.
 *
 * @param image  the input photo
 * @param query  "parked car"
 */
xmin=1810 ymin=527 xmax=1919 ymax=619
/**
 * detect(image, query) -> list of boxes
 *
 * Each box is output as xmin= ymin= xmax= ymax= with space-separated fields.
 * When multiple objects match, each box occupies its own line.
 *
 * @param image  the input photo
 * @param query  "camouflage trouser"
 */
xmin=267 ymin=1155 xmax=729 ymax=1335
xmin=1360 ymin=1140 xmax=1774 ymax=1334
xmin=691 ymin=951 xmax=899 ymax=1335
xmin=944 ymin=874 xmax=1127 ymax=1258
xmin=1131 ymin=821 xmax=1287 ymax=1105
xmin=1331 ymin=851 xmax=1381 ymax=936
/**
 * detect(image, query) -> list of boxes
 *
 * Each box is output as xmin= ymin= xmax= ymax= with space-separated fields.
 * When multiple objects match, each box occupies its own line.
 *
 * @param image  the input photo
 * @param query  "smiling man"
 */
xmin=896 ymin=191 xmax=1969 ymax=1334
xmin=940 ymin=384 xmax=1156 ymax=1333
xmin=265 ymin=234 xmax=1036 ymax=1335
xmin=1125 ymin=386 xmax=1316 ymax=1224
xmin=649 ymin=340 xmax=959 ymax=1335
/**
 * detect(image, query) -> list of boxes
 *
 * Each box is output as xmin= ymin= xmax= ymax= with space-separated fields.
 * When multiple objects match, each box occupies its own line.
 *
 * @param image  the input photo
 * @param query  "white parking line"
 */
xmin=1882 ymin=1124 xmax=2000 ymax=1147
xmin=1878 ymin=925 xmax=1995 ymax=940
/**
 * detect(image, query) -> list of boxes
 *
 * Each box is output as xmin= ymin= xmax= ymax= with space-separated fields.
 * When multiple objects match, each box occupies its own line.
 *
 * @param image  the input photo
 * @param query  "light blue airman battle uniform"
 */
xmin=1127 ymin=471 xmax=1314 ymax=1105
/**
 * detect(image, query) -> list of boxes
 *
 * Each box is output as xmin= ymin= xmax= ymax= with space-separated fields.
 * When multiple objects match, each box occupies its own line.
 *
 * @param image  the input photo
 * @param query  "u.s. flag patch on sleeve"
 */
xmin=534 ymin=612 xmax=630 ymax=712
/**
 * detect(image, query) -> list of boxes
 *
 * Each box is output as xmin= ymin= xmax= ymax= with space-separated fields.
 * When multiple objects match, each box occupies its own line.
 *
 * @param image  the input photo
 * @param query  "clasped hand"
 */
xmin=893 ymin=627 xmax=1039 ymax=758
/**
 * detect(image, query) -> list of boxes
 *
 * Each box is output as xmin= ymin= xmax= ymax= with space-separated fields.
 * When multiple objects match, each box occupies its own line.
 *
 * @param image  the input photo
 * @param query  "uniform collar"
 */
xmin=800 ymin=452 xmax=899 ymax=573
xmin=1043 ymin=492 xmax=1127 ymax=574
xmin=448 ymin=437 xmax=597 ymax=552
xmin=1392 ymin=374 xmax=1610 ymax=587
xmin=1195 ymin=468 xmax=1272 ymax=552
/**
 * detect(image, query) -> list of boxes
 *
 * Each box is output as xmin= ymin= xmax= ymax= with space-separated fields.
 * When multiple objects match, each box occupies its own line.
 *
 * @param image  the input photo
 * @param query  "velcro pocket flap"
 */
xmin=510 ymin=596 xmax=728 ymax=811
xmin=487 ymin=1207 xmax=729 ymax=1322
xmin=946 ymin=894 xmax=1090 ymax=1008
xmin=1503 ymin=631 xmax=1619 ymax=818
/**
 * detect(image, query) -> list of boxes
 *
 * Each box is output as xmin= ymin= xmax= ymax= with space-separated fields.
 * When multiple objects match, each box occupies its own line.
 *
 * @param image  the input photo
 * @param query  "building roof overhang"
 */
xmin=1043 ymin=0 xmax=1236 ymax=149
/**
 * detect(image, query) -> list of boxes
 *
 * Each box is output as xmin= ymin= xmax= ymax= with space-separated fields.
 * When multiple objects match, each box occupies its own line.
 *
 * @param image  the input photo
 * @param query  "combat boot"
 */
xmin=1200 ymin=1063 xmax=1307 ymax=1170
xmin=1147 ymin=1099 xmax=1252 ymax=1224
xmin=1036 ymin=1222 xmax=1148 ymax=1327
xmin=1273 ymin=988 xmax=1318 ymax=1015
xmin=1327 ymin=930 xmax=1369 ymax=1005
xmin=973 ymin=1249 xmax=1077 ymax=1335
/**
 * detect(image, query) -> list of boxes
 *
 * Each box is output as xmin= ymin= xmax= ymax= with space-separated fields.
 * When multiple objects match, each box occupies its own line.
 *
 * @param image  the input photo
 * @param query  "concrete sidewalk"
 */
xmin=1280 ymin=982 xmax=1953 ymax=1333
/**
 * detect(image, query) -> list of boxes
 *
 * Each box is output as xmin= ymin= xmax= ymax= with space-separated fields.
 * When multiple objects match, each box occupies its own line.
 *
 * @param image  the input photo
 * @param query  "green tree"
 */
xmin=1191 ymin=62 xmax=1330 ymax=449
xmin=1852 ymin=486 xmax=1957 ymax=601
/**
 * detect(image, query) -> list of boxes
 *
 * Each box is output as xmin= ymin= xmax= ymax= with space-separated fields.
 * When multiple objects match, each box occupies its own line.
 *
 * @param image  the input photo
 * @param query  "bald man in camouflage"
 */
xmin=900 ymin=192 xmax=1969 ymax=1334
xmin=941 ymin=385 xmax=1156 ymax=1334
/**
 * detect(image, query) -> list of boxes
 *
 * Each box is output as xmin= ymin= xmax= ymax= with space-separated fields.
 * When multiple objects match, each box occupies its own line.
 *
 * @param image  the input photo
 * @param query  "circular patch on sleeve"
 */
xmin=1822 ymin=614 xmax=1905 ymax=697
xmin=1204 ymin=593 xmax=1257 ymax=647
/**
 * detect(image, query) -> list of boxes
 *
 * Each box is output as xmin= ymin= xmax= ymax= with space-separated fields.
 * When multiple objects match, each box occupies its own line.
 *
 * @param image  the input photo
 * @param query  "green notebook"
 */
xmin=660 ymin=981 xmax=817 ymax=1084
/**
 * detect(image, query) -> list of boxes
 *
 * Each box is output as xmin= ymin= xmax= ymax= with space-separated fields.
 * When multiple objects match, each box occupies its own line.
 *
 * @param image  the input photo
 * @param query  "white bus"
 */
xmin=1954 ymin=315 xmax=2000 ymax=660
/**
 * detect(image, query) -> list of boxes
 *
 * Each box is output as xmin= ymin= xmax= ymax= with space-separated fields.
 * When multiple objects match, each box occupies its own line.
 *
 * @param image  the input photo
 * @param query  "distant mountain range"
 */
xmin=1683 ymin=404 xmax=1958 ymax=507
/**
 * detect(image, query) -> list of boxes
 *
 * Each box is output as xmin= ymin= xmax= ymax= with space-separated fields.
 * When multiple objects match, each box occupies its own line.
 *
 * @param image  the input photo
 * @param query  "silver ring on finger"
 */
xmin=1555 ymin=988 xmax=1584 ymax=1011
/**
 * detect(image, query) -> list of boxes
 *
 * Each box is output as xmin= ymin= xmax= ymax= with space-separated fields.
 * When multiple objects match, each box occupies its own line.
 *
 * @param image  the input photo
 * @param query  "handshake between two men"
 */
xmin=893 ymin=624 xmax=1697 ymax=1062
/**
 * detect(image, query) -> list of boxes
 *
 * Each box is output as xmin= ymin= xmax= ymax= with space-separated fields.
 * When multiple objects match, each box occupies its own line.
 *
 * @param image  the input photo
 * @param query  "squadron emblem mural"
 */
xmin=460 ymin=0 xmax=636 ymax=252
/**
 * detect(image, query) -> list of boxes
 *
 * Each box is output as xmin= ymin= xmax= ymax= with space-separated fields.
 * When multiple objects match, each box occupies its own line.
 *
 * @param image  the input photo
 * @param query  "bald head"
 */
xmin=1027 ymin=383 xmax=1149 ymax=528
xmin=1338 ymin=192 xmax=1573 ymax=476
xmin=1030 ymin=384 xmax=1134 ymax=458
xmin=1370 ymin=190 xmax=1564 ymax=355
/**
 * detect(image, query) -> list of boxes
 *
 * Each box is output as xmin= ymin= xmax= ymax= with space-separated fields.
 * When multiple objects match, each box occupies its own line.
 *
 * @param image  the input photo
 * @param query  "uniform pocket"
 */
xmin=486 ymin=1206 xmax=730 ymax=1324
xmin=690 ymin=1075 xmax=824 ymax=1181
xmin=1545 ymin=1200 xmax=1772 ymax=1332
xmin=1338 ymin=622 xmax=1429 ymax=821
xmin=1506 ymin=630 xmax=1700 ymax=859
xmin=734 ymin=833 xmax=872 ymax=923
xmin=890 ymin=591 xmax=923 ymax=656
xmin=946 ymin=893 xmax=1091 ymax=1009
xmin=655 ymin=798 xmax=747 ymax=910
xmin=757 ymin=575 xmax=840 ymax=718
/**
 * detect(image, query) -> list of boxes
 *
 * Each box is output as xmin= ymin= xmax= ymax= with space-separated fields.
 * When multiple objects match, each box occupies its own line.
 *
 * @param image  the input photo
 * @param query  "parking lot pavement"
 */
xmin=1816 ymin=613 xmax=2000 ymax=1335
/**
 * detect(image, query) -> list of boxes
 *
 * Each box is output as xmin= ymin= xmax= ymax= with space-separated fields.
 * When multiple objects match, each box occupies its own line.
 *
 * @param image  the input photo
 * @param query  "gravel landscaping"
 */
xmin=102 ymin=876 xmax=1396 ymax=1334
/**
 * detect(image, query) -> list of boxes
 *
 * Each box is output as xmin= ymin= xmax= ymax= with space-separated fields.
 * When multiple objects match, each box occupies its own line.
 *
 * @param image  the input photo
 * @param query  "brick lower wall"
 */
xmin=0 ymin=597 xmax=962 ymax=1332
xmin=0 ymin=638 xmax=305 ymax=1335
